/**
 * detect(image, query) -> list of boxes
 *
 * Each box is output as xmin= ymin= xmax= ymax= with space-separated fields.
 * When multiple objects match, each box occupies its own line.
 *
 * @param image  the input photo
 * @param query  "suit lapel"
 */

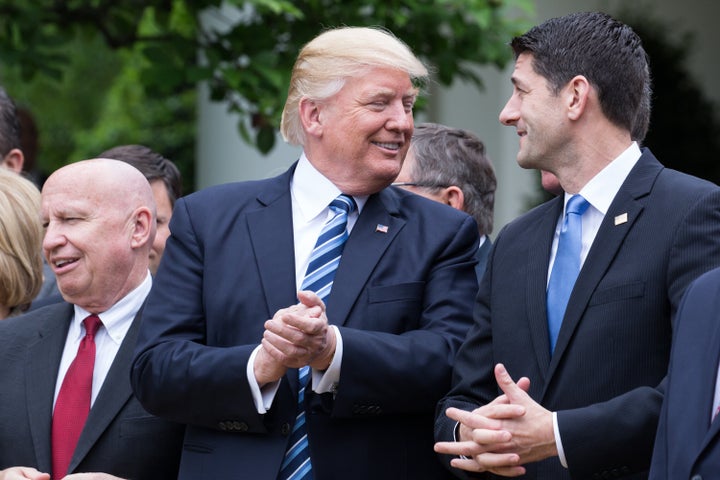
xmin=326 ymin=191 xmax=405 ymax=327
xmin=247 ymin=166 xmax=299 ymax=317
xmin=545 ymin=153 xmax=660 ymax=385
xmin=526 ymin=198 xmax=563 ymax=381
xmin=25 ymin=303 xmax=74 ymax=473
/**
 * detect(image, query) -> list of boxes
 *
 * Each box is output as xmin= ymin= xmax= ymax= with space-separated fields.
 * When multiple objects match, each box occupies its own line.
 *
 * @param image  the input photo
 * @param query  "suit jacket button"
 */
xmin=281 ymin=422 xmax=291 ymax=435
xmin=691 ymin=475 xmax=702 ymax=480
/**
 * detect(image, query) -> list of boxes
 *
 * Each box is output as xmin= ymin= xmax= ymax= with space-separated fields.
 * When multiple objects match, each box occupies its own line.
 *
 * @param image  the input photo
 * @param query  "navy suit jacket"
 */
xmin=435 ymin=149 xmax=720 ymax=480
xmin=131 ymin=164 xmax=479 ymax=480
xmin=0 ymin=302 xmax=184 ymax=479
xmin=649 ymin=267 xmax=720 ymax=479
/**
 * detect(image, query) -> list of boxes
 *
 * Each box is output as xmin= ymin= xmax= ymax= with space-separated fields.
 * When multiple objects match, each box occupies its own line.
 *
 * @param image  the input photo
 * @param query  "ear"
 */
xmin=443 ymin=186 xmax=465 ymax=211
xmin=299 ymin=97 xmax=324 ymax=139
xmin=1 ymin=149 xmax=25 ymax=173
xmin=130 ymin=207 xmax=154 ymax=249
xmin=565 ymin=75 xmax=591 ymax=121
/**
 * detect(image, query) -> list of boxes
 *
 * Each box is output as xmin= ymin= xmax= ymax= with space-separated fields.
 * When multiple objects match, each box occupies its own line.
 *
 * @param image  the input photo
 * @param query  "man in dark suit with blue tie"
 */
xmin=131 ymin=26 xmax=478 ymax=480
xmin=649 ymin=266 xmax=720 ymax=479
xmin=393 ymin=122 xmax=497 ymax=282
xmin=0 ymin=159 xmax=184 ymax=480
xmin=434 ymin=11 xmax=720 ymax=480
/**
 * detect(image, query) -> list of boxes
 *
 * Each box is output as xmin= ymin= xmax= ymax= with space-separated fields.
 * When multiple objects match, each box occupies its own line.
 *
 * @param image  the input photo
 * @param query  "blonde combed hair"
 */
xmin=0 ymin=167 xmax=43 ymax=315
xmin=281 ymin=26 xmax=429 ymax=146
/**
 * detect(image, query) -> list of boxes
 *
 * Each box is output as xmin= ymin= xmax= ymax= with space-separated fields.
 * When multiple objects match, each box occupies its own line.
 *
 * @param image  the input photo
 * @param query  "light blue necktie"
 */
xmin=278 ymin=193 xmax=356 ymax=480
xmin=546 ymin=194 xmax=590 ymax=354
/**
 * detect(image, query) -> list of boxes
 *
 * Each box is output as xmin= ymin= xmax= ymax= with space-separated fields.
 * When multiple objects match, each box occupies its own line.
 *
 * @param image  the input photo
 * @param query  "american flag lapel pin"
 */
xmin=614 ymin=213 xmax=628 ymax=226
xmin=375 ymin=224 xmax=389 ymax=233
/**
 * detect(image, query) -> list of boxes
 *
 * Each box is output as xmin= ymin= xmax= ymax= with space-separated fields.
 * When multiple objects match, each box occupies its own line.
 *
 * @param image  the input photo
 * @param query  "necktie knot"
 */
xmin=83 ymin=314 xmax=102 ymax=338
xmin=566 ymin=194 xmax=590 ymax=216
xmin=330 ymin=194 xmax=356 ymax=215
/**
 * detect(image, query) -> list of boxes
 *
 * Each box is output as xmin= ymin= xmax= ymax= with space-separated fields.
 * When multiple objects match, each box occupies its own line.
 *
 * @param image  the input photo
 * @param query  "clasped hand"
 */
xmin=434 ymin=364 xmax=557 ymax=477
xmin=0 ymin=467 xmax=123 ymax=480
xmin=253 ymin=291 xmax=336 ymax=385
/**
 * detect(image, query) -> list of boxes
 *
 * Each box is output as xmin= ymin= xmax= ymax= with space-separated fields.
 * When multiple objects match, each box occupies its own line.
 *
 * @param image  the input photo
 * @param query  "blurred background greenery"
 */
xmin=1 ymin=1 xmax=717 ymax=202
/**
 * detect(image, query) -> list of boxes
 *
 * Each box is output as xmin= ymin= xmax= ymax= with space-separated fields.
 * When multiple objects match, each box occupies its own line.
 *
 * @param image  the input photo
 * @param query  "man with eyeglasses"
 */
xmin=393 ymin=122 xmax=497 ymax=279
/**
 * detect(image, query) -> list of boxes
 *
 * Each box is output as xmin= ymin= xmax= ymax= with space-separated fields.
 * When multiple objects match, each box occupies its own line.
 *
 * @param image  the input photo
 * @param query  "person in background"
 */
xmin=0 ymin=159 xmax=184 ymax=480
xmin=0 ymin=167 xmax=43 ymax=319
xmin=0 ymin=87 xmax=24 ymax=174
xmin=648 ymin=265 xmax=720 ymax=478
xmin=0 ymin=87 xmax=60 ymax=302
xmin=434 ymin=11 xmax=720 ymax=480
xmin=131 ymin=26 xmax=477 ymax=480
xmin=98 ymin=144 xmax=182 ymax=275
xmin=393 ymin=122 xmax=496 ymax=279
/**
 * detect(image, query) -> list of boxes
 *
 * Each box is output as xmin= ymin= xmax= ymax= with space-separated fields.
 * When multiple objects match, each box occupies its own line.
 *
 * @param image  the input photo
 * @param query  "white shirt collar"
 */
xmin=291 ymin=153 xmax=368 ymax=220
xmin=72 ymin=272 xmax=152 ymax=345
xmin=573 ymin=142 xmax=642 ymax=215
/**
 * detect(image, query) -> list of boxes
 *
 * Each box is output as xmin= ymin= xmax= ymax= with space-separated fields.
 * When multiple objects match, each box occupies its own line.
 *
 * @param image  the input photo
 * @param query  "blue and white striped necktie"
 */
xmin=278 ymin=193 xmax=356 ymax=480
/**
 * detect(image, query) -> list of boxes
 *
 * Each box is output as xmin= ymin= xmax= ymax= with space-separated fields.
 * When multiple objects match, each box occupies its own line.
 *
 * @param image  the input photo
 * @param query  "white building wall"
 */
xmin=196 ymin=0 xmax=719 ymax=233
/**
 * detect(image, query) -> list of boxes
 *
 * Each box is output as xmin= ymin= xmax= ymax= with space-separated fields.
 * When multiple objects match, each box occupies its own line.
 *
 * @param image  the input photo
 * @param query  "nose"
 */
xmin=386 ymin=102 xmax=413 ymax=132
xmin=42 ymin=221 xmax=66 ymax=255
xmin=499 ymin=94 xmax=519 ymax=126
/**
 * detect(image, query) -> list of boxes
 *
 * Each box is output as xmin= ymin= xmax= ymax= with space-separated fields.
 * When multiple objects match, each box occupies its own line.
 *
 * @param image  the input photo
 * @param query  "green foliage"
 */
xmin=0 ymin=0 xmax=533 ymax=157
xmin=0 ymin=32 xmax=123 ymax=174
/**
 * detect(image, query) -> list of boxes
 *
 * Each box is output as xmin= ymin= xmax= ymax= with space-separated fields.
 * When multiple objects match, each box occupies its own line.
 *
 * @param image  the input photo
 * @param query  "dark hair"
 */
xmin=0 ymin=87 xmax=21 ymax=158
xmin=408 ymin=123 xmax=496 ymax=235
xmin=99 ymin=144 xmax=182 ymax=206
xmin=511 ymin=11 xmax=651 ymax=139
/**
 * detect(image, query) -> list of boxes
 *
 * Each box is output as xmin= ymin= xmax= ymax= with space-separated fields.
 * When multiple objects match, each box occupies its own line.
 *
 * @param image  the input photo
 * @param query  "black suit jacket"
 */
xmin=435 ymin=149 xmax=720 ymax=479
xmin=131 ymin=163 xmax=479 ymax=479
xmin=0 ymin=302 xmax=184 ymax=479
xmin=649 ymin=267 xmax=720 ymax=479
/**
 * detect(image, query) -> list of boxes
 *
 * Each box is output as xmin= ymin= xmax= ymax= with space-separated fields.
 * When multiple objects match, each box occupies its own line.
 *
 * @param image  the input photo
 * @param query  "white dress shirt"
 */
xmin=247 ymin=154 xmax=368 ymax=413
xmin=551 ymin=142 xmax=641 ymax=467
xmin=53 ymin=272 xmax=152 ymax=407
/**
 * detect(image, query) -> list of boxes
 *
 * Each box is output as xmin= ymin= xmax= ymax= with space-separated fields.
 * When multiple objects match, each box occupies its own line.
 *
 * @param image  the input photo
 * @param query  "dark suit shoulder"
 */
xmin=684 ymin=265 xmax=720 ymax=294
xmin=0 ymin=302 xmax=71 ymax=340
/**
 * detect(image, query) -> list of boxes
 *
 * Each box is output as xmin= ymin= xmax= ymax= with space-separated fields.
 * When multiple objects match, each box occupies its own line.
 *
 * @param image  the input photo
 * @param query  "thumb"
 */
xmin=297 ymin=290 xmax=325 ymax=310
xmin=495 ymin=363 xmax=529 ymax=404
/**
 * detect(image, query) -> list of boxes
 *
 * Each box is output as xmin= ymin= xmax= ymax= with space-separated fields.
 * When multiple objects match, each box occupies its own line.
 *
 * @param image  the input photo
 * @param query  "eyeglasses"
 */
xmin=391 ymin=182 xmax=449 ymax=188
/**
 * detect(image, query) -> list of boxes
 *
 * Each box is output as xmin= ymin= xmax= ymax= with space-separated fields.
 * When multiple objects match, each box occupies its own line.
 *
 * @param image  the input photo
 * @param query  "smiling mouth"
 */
xmin=372 ymin=141 xmax=402 ymax=151
xmin=53 ymin=258 xmax=79 ymax=270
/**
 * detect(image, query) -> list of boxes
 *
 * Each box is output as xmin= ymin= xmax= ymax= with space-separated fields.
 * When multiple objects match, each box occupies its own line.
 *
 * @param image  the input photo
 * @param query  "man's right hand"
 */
xmin=0 ymin=467 xmax=50 ymax=480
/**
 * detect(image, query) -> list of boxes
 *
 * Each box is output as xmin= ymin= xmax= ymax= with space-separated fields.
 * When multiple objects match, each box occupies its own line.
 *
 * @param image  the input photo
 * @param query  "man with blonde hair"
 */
xmin=132 ymin=26 xmax=476 ymax=480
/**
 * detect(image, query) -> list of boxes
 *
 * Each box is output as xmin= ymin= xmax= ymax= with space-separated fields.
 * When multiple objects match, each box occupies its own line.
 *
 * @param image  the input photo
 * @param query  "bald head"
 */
xmin=42 ymin=158 xmax=156 ymax=312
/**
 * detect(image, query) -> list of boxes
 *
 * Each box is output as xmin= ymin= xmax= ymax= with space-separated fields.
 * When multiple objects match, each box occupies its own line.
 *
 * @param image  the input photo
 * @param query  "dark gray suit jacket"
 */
xmin=436 ymin=149 xmax=720 ymax=479
xmin=0 ymin=302 xmax=184 ymax=479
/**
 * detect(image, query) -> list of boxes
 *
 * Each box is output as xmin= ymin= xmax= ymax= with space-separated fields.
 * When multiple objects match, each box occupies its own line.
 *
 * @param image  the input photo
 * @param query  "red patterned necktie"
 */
xmin=51 ymin=314 xmax=102 ymax=477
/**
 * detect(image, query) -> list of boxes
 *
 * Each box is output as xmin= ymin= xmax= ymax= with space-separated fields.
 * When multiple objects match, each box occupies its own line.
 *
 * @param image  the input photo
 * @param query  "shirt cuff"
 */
xmin=553 ymin=411 xmax=568 ymax=468
xmin=312 ymin=325 xmax=342 ymax=394
xmin=247 ymin=345 xmax=281 ymax=414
